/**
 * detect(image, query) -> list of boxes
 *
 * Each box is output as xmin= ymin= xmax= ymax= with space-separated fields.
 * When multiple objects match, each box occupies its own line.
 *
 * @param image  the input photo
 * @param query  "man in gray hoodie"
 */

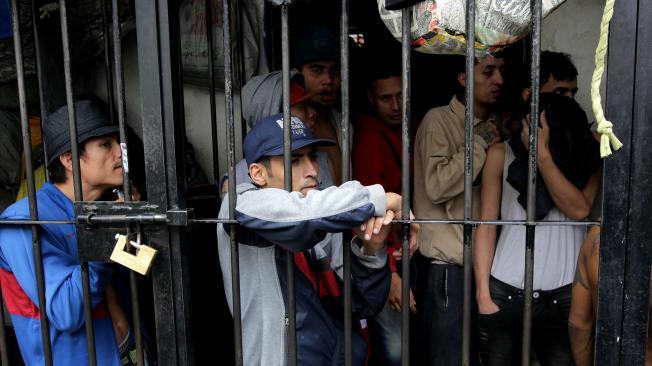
xmin=217 ymin=113 xmax=418 ymax=365
xmin=220 ymin=71 xmax=333 ymax=198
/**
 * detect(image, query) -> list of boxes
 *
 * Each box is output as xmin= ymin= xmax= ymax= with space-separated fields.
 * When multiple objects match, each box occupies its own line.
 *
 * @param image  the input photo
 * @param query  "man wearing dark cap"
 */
xmin=0 ymin=100 xmax=128 ymax=365
xmin=217 ymin=113 xmax=418 ymax=365
xmin=293 ymin=25 xmax=346 ymax=185
xmin=219 ymin=71 xmax=331 ymax=200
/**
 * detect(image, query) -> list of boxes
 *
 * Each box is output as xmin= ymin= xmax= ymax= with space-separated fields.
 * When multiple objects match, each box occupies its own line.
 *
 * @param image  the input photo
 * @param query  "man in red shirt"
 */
xmin=352 ymin=62 xmax=416 ymax=366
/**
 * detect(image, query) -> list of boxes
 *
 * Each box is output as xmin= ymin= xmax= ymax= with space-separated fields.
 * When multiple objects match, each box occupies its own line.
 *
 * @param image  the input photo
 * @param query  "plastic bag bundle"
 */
xmin=378 ymin=0 xmax=566 ymax=56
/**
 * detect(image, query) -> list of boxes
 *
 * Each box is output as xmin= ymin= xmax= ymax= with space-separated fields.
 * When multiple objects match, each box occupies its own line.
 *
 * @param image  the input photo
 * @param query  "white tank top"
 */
xmin=490 ymin=143 xmax=586 ymax=290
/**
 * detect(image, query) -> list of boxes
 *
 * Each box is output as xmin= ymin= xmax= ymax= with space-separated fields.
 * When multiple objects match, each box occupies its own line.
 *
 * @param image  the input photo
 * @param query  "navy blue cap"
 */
xmin=293 ymin=25 xmax=339 ymax=68
xmin=244 ymin=113 xmax=335 ymax=165
xmin=43 ymin=100 xmax=119 ymax=167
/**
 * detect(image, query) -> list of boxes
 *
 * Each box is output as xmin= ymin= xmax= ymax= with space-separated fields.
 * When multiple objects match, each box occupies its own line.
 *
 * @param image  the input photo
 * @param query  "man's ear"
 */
xmin=248 ymin=163 xmax=267 ymax=187
xmin=457 ymin=72 xmax=467 ymax=88
xmin=522 ymin=88 xmax=531 ymax=101
xmin=59 ymin=152 xmax=73 ymax=172
xmin=367 ymin=89 xmax=374 ymax=106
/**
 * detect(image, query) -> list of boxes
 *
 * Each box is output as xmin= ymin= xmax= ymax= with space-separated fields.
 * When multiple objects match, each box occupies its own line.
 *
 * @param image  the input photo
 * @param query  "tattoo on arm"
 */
xmin=574 ymin=264 xmax=590 ymax=290
xmin=590 ymin=236 xmax=599 ymax=257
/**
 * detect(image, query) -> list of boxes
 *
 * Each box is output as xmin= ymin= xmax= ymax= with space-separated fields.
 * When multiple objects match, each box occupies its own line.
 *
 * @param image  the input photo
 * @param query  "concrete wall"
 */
xmin=542 ymin=0 xmax=607 ymax=119
xmin=94 ymin=32 xmax=244 ymax=182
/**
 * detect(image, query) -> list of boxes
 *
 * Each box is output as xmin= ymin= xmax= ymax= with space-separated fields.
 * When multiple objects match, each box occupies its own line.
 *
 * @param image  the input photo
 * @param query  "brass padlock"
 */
xmin=110 ymin=234 xmax=158 ymax=275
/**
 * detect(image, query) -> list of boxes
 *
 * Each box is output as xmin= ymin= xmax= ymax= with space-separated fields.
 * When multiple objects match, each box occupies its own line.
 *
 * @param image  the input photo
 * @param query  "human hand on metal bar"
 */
xmin=354 ymin=193 xmax=419 ymax=257
xmin=391 ymin=210 xmax=419 ymax=261
xmin=112 ymin=181 xmax=142 ymax=202
xmin=353 ymin=193 xmax=400 ymax=254
xmin=354 ymin=210 xmax=395 ymax=255
xmin=388 ymin=272 xmax=417 ymax=313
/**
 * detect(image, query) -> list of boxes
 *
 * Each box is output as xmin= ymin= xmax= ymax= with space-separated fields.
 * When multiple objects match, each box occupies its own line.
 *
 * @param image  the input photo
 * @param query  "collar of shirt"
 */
xmin=449 ymin=95 xmax=484 ymax=127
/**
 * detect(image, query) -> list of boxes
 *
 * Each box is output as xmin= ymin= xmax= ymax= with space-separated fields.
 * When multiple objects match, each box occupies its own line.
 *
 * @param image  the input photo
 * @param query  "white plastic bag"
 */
xmin=378 ymin=0 xmax=566 ymax=56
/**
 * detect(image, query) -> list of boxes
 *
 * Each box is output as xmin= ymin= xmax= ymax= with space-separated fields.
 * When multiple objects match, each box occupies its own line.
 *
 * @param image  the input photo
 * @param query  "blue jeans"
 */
xmin=368 ymin=301 xmax=402 ymax=366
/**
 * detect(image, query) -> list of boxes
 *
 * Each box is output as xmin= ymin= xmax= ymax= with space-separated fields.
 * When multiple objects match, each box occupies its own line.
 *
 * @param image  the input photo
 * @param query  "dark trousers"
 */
xmin=477 ymin=277 xmax=575 ymax=366
xmin=415 ymin=262 xmax=470 ymax=366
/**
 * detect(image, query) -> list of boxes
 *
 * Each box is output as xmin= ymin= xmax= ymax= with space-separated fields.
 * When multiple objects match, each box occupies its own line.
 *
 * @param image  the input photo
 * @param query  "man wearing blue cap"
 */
xmin=217 ymin=113 xmax=418 ymax=365
xmin=0 ymin=100 xmax=134 ymax=365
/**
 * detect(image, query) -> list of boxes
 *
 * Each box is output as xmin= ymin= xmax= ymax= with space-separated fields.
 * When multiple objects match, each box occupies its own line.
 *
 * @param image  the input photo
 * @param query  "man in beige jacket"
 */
xmin=413 ymin=55 xmax=504 ymax=366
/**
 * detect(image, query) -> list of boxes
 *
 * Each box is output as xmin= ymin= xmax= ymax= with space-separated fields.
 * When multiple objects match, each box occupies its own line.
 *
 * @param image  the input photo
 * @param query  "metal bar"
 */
xmin=231 ymin=0 xmax=249 ymax=143
xmin=59 ymin=0 xmax=82 ymax=202
xmin=30 ymin=0 xmax=50 ymax=175
xmin=0 ymin=290 xmax=10 ymax=365
xmin=206 ymin=0 xmax=220 ymax=183
xmin=0 ymin=216 xmax=595 ymax=226
xmin=111 ymin=0 xmax=131 ymax=202
xmin=618 ymin=0 xmax=652 ymax=362
xmin=78 ymin=214 xmax=168 ymax=224
xmin=0 ymin=218 xmax=600 ymax=226
xmin=0 ymin=220 xmax=75 ymax=225
xmin=11 ymin=1 xmax=53 ymax=364
xmin=134 ymin=1 xmax=179 ymax=364
xmin=400 ymin=7 xmax=412 ymax=366
xmin=462 ymin=0 xmax=475 ymax=362
xmin=522 ymin=0 xmax=542 ymax=363
xmin=595 ymin=0 xmax=637 ymax=362
xmin=101 ymin=0 xmax=116 ymax=126
xmin=184 ymin=218 xmax=600 ymax=226
xmin=79 ymin=263 xmax=97 ymax=366
xmin=340 ymin=1 xmax=353 ymax=365
xmin=223 ymin=0 xmax=243 ymax=364
xmin=280 ymin=6 xmax=297 ymax=366
xmin=110 ymin=0 xmax=144 ymax=363
xmin=155 ymin=0 xmax=194 ymax=362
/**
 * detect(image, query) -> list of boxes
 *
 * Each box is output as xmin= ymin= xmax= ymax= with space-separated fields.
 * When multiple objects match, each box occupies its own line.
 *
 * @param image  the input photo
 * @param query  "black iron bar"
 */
xmin=101 ymin=0 xmax=116 ymax=126
xmin=59 ymin=1 xmax=97 ymax=364
xmin=0 ymin=219 xmax=74 ymax=225
xmin=29 ymin=0 xmax=49 ymax=175
xmin=340 ymin=1 xmax=353 ymax=365
xmin=400 ymin=7 xmax=412 ymax=366
xmin=231 ymin=0 xmax=249 ymax=142
xmin=78 ymin=214 xmax=168 ymax=224
xmin=206 ymin=0 xmax=220 ymax=183
xmin=0 ymin=290 xmax=9 ymax=365
xmin=112 ymin=0 xmax=131 ymax=203
xmin=222 ymin=0 xmax=243 ymax=364
xmin=110 ymin=0 xmax=144 ymax=363
xmin=462 ymin=0 xmax=476 ymax=363
xmin=523 ymin=0 xmax=542 ymax=363
xmin=0 ymin=218 xmax=600 ymax=226
xmin=185 ymin=218 xmax=599 ymax=226
xmin=59 ymin=0 xmax=82 ymax=200
xmin=11 ymin=1 xmax=53 ymax=364
xmin=280 ymin=6 xmax=297 ymax=366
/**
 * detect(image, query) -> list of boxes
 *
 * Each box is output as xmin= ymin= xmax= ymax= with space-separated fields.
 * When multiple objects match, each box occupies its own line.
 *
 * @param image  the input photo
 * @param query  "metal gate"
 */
xmin=1 ymin=0 xmax=650 ymax=365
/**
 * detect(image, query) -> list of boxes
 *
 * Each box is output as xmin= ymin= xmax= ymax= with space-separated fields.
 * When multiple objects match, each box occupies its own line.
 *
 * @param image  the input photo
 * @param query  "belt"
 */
xmin=490 ymin=276 xmax=571 ymax=299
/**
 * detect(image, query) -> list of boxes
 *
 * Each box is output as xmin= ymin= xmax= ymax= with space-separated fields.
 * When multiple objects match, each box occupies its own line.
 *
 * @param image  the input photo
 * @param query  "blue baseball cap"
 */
xmin=244 ymin=113 xmax=335 ymax=165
